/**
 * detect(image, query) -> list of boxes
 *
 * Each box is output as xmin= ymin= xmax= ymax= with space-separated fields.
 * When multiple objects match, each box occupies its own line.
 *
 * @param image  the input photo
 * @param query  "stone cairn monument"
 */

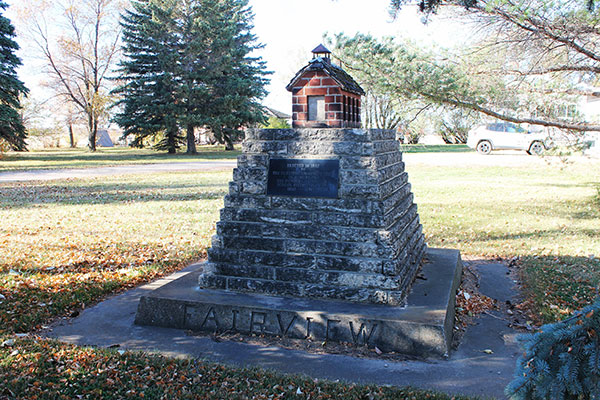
xmin=135 ymin=45 xmax=462 ymax=357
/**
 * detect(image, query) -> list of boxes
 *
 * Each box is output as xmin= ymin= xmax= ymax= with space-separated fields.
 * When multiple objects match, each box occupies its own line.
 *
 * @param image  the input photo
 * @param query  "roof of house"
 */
xmin=285 ymin=57 xmax=365 ymax=96
xmin=264 ymin=106 xmax=291 ymax=119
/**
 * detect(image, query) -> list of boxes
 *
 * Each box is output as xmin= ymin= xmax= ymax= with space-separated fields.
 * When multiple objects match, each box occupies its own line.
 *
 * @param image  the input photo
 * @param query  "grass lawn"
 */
xmin=0 ymin=146 xmax=241 ymax=173
xmin=0 ymin=150 xmax=598 ymax=398
xmin=406 ymin=159 xmax=600 ymax=323
xmin=0 ymin=339 xmax=464 ymax=400
xmin=400 ymin=144 xmax=471 ymax=153
xmin=0 ymin=168 xmax=468 ymax=399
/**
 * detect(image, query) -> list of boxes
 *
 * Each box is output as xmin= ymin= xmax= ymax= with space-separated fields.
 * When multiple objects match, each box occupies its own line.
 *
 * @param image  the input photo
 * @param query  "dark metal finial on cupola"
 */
xmin=312 ymin=44 xmax=331 ymax=61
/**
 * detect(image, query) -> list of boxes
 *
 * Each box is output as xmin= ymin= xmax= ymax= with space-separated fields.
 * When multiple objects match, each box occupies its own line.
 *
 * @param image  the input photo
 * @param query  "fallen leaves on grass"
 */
xmin=0 ymin=337 xmax=470 ymax=400
xmin=0 ymin=172 xmax=226 ymax=333
xmin=518 ymin=255 xmax=600 ymax=324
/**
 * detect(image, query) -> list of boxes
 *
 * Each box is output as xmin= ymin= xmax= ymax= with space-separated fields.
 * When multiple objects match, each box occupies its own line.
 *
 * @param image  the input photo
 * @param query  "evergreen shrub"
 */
xmin=506 ymin=300 xmax=600 ymax=399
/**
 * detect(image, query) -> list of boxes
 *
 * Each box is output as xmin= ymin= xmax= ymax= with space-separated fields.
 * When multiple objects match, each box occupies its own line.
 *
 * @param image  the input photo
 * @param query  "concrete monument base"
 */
xmin=135 ymin=248 xmax=462 ymax=358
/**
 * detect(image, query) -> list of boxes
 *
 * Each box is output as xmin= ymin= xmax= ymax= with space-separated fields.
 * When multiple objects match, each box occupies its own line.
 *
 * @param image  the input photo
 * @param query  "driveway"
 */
xmin=0 ymin=152 xmax=595 ymax=183
xmin=0 ymin=161 xmax=237 ymax=182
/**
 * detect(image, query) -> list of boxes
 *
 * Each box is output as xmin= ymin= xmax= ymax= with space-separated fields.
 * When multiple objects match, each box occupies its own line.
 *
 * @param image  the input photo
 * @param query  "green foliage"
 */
xmin=506 ymin=300 xmax=600 ymax=399
xmin=0 ymin=1 xmax=28 ymax=151
xmin=331 ymin=34 xmax=440 ymax=134
xmin=113 ymin=0 xmax=182 ymax=154
xmin=437 ymin=108 xmax=480 ymax=144
xmin=341 ymin=2 xmax=600 ymax=136
xmin=201 ymin=0 xmax=269 ymax=150
xmin=333 ymin=34 xmax=498 ymax=118
xmin=113 ymin=0 xmax=269 ymax=154
xmin=262 ymin=116 xmax=290 ymax=129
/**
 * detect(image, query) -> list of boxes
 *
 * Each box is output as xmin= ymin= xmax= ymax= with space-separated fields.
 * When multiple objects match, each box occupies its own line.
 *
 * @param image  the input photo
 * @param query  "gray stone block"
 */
xmin=239 ymin=250 xmax=315 ymax=269
xmin=340 ymin=156 xmax=376 ymax=170
xmin=224 ymin=194 xmax=271 ymax=209
xmin=214 ymin=263 xmax=275 ymax=281
xmin=135 ymin=248 xmax=462 ymax=358
xmin=377 ymin=162 xmax=405 ymax=182
xmin=314 ymin=254 xmax=382 ymax=273
xmin=203 ymin=128 xmax=425 ymax=306
xmin=339 ymin=184 xmax=380 ymax=199
xmin=236 ymin=154 xmax=269 ymax=168
xmin=373 ymin=140 xmax=400 ymax=154
xmin=311 ymin=212 xmax=382 ymax=228
xmin=240 ymin=181 xmax=266 ymax=195
xmin=220 ymin=236 xmax=286 ymax=252
xmin=374 ymin=152 xmax=402 ymax=168
xmin=340 ymin=168 xmax=379 ymax=185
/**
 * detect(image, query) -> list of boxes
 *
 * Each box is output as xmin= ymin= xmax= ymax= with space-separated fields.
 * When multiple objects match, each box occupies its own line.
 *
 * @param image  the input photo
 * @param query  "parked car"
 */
xmin=467 ymin=122 xmax=550 ymax=155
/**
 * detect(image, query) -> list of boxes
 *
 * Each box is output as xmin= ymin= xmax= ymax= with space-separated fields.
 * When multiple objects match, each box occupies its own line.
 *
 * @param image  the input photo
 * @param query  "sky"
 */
xmin=249 ymin=0 xmax=468 ymax=113
xmin=5 ymin=0 xmax=469 ymax=116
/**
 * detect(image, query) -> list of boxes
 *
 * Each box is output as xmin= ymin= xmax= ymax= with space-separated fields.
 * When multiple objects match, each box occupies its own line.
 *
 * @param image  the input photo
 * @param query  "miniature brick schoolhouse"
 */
xmin=286 ymin=44 xmax=365 ymax=128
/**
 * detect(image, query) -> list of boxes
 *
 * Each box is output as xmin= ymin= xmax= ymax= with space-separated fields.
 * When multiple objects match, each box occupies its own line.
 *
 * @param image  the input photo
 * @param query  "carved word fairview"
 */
xmin=267 ymin=158 xmax=339 ymax=198
xmin=184 ymin=305 xmax=378 ymax=345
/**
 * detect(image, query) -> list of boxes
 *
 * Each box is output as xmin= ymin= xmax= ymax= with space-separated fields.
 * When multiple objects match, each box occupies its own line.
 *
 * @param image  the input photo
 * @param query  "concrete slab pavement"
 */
xmin=43 ymin=259 xmax=521 ymax=399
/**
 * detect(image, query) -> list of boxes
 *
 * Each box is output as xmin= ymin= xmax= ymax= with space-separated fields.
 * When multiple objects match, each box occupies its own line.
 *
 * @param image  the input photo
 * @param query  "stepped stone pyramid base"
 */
xmin=135 ymin=128 xmax=463 ymax=356
xmin=200 ymin=128 xmax=425 ymax=306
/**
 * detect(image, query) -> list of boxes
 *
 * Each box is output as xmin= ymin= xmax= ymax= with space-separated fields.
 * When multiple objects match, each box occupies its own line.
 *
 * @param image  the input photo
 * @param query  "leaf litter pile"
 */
xmin=0 ymin=172 xmax=471 ymax=399
xmin=453 ymin=262 xmax=495 ymax=331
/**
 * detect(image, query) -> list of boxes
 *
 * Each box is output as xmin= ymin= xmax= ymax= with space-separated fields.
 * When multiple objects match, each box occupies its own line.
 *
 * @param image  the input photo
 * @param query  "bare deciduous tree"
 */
xmin=386 ymin=0 xmax=600 ymax=133
xmin=16 ymin=0 xmax=121 ymax=151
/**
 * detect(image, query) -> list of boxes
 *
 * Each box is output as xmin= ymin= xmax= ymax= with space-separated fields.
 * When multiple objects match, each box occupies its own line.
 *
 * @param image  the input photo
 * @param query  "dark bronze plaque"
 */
xmin=267 ymin=159 xmax=339 ymax=198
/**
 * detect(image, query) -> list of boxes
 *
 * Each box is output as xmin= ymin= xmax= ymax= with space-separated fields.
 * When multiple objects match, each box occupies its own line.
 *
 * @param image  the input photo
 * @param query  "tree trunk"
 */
xmin=68 ymin=123 xmax=75 ymax=148
xmin=87 ymin=114 xmax=97 ymax=152
xmin=186 ymin=123 xmax=197 ymax=154
xmin=224 ymin=131 xmax=234 ymax=151
xmin=167 ymin=124 xmax=177 ymax=154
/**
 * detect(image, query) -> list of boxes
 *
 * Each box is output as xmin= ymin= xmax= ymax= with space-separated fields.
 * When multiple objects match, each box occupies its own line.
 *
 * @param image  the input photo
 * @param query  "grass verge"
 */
xmin=0 ymin=337 xmax=467 ymax=400
xmin=0 ymin=146 xmax=241 ymax=172
xmin=405 ymin=158 xmax=600 ymax=323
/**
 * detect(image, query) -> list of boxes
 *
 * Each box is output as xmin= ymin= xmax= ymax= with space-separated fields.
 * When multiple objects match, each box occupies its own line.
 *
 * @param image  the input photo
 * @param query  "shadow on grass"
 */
xmin=519 ymin=255 xmax=600 ymax=324
xmin=0 ymin=181 xmax=228 ymax=208
xmin=471 ymin=228 xmax=599 ymax=242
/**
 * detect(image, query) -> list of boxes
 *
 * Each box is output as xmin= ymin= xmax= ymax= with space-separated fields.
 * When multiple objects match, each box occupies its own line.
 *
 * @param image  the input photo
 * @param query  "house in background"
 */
xmin=578 ymin=93 xmax=600 ymax=155
xmin=96 ymin=129 xmax=114 ymax=147
xmin=263 ymin=106 xmax=292 ymax=127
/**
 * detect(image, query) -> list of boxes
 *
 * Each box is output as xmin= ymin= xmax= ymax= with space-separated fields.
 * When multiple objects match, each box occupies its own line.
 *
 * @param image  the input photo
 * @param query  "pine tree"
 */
xmin=114 ymin=0 xmax=269 ymax=153
xmin=0 ymin=1 xmax=28 ymax=151
xmin=113 ymin=0 xmax=183 ymax=154
xmin=506 ymin=300 xmax=600 ymax=399
xmin=201 ymin=0 xmax=269 ymax=151
xmin=175 ymin=0 xmax=212 ymax=155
